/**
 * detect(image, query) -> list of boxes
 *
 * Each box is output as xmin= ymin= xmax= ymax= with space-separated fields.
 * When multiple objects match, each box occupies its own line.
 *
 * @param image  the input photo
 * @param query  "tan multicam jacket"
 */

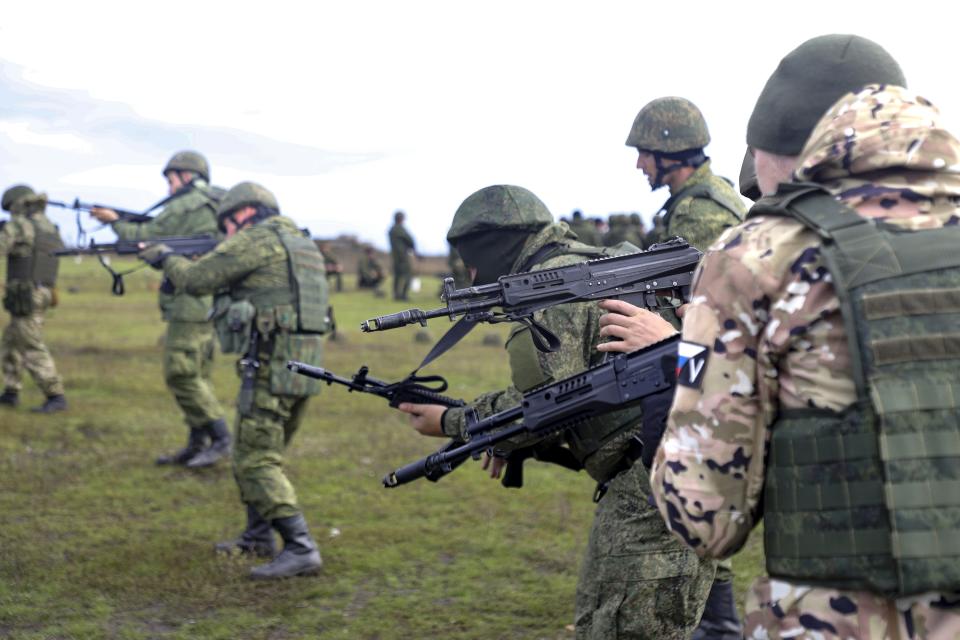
xmin=651 ymin=85 xmax=960 ymax=638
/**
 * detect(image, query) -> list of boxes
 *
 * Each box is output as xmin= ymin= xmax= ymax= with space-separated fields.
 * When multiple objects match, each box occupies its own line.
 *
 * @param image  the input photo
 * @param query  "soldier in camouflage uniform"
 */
xmin=388 ymin=210 xmax=416 ymax=301
xmin=395 ymin=184 xmax=715 ymax=639
xmin=622 ymin=95 xmax=747 ymax=638
xmin=90 ymin=151 xmax=229 ymax=468
xmin=357 ymin=245 xmax=385 ymax=291
xmin=569 ymin=209 xmax=601 ymax=246
xmin=646 ymin=36 xmax=960 ymax=638
xmin=0 ymin=185 xmax=67 ymax=413
xmin=141 ymin=182 xmax=328 ymax=579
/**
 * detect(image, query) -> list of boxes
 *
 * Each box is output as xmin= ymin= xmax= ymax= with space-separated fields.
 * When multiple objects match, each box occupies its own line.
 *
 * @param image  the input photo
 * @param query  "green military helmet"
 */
xmin=739 ymin=149 xmax=761 ymax=201
xmin=163 ymin=150 xmax=210 ymax=182
xmin=2 ymin=184 xmax=36 ymax=212
xmin=626 ymin=97 xmax=710 ymax=153
xmin=447 ymin=185 xmax=553 ymax=243
xmin=747 ymin=34 xmax=905 ymax=155
xmin=216 ymin=181 xmax=280 ymax=227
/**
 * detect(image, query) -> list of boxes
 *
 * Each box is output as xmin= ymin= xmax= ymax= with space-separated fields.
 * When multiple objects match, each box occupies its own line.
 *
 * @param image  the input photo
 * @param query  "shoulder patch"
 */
xmin=676 ymin=341 xmax=710 ymax=389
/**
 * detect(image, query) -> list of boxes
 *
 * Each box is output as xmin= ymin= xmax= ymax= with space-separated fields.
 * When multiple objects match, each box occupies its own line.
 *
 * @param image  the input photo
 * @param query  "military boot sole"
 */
xmin=249 ymin=551 xmax=322 ymax=580
xmin=185 ymin=445 xmax=232 ymax=469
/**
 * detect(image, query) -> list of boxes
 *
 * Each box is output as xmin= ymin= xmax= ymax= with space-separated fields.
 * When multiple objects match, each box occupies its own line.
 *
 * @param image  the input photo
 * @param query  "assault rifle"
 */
xmin=47 ymin=198 xmax=153 ymax=223
xmin=360 ymin=238 xmax=699 ymax=349
xmin=383 ymin=334 xmax=679 ymax=488
xmin=285 ymin=362 xmax=465 ymax=409
xmin=54 ymin=234 xmax=220 ymax=295
xmin=287 ymin=361 xmax=470 ymax=481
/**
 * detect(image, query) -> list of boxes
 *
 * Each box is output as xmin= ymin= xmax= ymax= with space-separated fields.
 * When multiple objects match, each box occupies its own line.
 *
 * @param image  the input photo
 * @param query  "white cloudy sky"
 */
xmin=1 ymin=1 xmax=957 ymax=252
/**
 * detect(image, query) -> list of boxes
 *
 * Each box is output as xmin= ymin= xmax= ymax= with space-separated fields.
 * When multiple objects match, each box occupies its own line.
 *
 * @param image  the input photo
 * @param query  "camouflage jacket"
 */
xmin=659 ymin=161 xmax=746 ymax=251
xmin=650 ymin=86 xmax=960 ymax=634
xmin=112 ymin=180 xmax=220 ymax=322
xmin=388 ymin=223 xmax=415 ymax=264
xmin=441 ymin=222 xmax=645 ymax=481
xmin=0 ymin=210 xmax=42 ymax=259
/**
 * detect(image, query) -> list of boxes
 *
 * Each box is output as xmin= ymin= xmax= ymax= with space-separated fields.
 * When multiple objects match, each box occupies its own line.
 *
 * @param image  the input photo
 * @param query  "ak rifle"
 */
xmin=383 ymin=334 xmax=679 ymax=488
xmin=47 ymin=198 xmax=153 ymax=223
xmin=285 ymin=362 xmax=465 ymax=409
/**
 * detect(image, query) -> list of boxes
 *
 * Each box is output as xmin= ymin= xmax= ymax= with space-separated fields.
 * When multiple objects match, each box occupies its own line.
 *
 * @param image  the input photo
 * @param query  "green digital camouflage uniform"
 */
xmin=0 ymin=196 xmax=65 ymax=398
xmin=163 ymin=214 xmax=324 ymax=522
xmin=655 ymin=161 xmax=745 ymax=251
xmin=443 ymin=219 xmax=715 ymax=640
xmin=388 ymin=220 xmax=415 ymax=300
xmin=569 ymin=214 xmax=601 ymax=246
xmin=112 ymin=179 xmax=224 ymax=431
xmin=357 ymin=251 xmax=385 ymax=289
xmin=651 ymin=86 xmax=960 ymax=639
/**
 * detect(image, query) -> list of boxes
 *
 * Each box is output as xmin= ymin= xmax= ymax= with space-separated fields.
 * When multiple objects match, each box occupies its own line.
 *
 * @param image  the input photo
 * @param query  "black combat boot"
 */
xmin=186 ymin=419 xmax=232 ymax=468
xmin=249 ymin=514 xmax=322 ymax=580
xmin=155 ymin=427 xmax=208 ymax=466
xmin=691 ymin=579 xmax=743 ymax=640
xmin=32 ymin=394 xmax=67 ymax=413
xmin=0 ymin=389 xmax=18 ymax=407
xmin=215 ymin=504 xmax=276 ymax=557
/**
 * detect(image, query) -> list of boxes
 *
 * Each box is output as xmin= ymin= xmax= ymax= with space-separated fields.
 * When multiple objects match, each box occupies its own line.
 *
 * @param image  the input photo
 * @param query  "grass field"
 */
xmin=0 ymin=258 xmax=764 ymax=639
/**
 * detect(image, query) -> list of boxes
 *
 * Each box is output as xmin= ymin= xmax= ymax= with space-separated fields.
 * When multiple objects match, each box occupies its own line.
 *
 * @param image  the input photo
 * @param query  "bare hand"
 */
xmin=481 ymin=452 xmax=507 ymax=479
xmin=89 ymin=207 xmax=119 ymax=223
xmin=396 ymin=402 xmax=446 ymax=437
xmin=597 ymin=299 xmax=678 ymax=354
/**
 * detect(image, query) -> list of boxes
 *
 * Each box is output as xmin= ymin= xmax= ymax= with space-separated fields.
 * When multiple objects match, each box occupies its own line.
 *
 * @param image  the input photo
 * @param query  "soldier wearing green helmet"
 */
xmin=140 ymin=180 xmax=329 ymax=580
xmin=396 ymin=184 xmax=716 ymax=639
xmin=626 ymin=96 xmax=746 ymax=251
xmin=0 ymin=184 xmax=67 ymax=413
xmin=90 ymin=150 xmax=229 ymax=469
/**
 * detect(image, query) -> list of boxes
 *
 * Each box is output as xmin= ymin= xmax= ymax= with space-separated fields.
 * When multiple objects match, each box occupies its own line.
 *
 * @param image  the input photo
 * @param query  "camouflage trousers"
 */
xmin=232 ymin=362 xmax=310 ymax=521
xmin=392 ymin=260 xmax=412 ymax=300
xmin=1 ymin=286 xmax=63 ymax=396
xmin=746 ymin=577 xmax=960 ymax=639
xmin=163 ymin=321 xmax=223 ymax=429
xmin=575 ymin=461 xmax=716 ymax=639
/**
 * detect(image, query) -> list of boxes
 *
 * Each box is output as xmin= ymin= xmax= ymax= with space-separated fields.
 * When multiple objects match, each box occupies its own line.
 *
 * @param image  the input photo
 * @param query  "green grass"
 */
xmin=0 ymin=258 xmax=765 ymax=639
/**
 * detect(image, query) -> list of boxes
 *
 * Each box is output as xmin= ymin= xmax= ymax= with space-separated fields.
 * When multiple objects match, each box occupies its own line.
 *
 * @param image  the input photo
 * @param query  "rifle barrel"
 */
xmin=360 ymin=306 xmax=450 ymax=332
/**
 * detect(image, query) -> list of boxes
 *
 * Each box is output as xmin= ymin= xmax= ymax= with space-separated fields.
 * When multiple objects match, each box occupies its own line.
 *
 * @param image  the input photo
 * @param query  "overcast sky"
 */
xmin=1 ymin=1 xmax=957 ymax=253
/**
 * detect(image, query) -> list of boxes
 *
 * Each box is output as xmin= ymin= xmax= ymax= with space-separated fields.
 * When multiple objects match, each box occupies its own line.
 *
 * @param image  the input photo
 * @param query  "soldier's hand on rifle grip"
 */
xmin=396 ymin=402 xmax=447 ymax=437
xmin=597 ymin=299 xmax=678 ymax=354
xmin=481 ymin=451 xmax=507 ymax=479
xmin=89 ymin=206 xmax=118 ymax=223
xmin=138 ymin=243 xmax=174 ymax=269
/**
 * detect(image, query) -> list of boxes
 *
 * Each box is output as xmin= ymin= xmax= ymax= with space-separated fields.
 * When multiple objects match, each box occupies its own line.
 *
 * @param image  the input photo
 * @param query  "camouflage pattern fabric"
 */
xmin=0 ymin=209 xmax=64 ymax=396
xmin=1 ymin=285 xmax=63 ymax=396
xmin=388 ymin=222 xmax=415 ymax=300
xmin=163 ymin=215 xmax=316 ymax=521
xmin=650 ymin=85 xmax=960 ymax=638
xmin=113 ymin=179 xmax=225 ymax=431
xmin=442 ymin=221 xmax=715 ymax=639
xmin=357 ymin=253 xmax=385 ymax=289
xmin=660 ymin=161 xmax=746 ymax=251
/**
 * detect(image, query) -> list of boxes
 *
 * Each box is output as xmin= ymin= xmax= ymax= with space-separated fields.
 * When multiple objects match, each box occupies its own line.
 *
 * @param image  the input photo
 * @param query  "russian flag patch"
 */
xmin=676 ymin=341 xmax=710 ymax=389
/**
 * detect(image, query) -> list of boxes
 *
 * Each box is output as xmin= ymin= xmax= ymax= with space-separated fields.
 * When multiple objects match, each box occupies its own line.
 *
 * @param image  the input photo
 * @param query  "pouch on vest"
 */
xmin=2 ymin=281 xmax=34 ymax=317
xmin=270 ymin=333 xmax=324 ymax=396
xmin=214 ymin=298 xmax=256 ymax=354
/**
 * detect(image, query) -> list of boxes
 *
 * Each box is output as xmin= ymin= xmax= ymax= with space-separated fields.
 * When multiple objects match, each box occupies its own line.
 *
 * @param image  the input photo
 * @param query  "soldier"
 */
xmin=90 ymin=151 xmax=229 ymax=468
xmin=0 ymin=185 xmax=67 ymax=413
xmin=626 ymin=97 xmax=746 ymax=251
xmin=140 ymin=181 xmax=328 ymax=579
xmin=356 ymin=245 xmax=385 ymax=291
xmin=388 ymin=210 xmax=416 ymax=301
xmin=623 ymin=95 xmax=748 ymax=639
xmin=568 ymin=209 xmax=600 ymax=246
xmin=395 ymin=185 xmax=716 ymax=639
xmin=602 ymin=213 xmax=629 ymax=246
xmin=644 ymin=35 xmax=960 ymax=638
xmin=318 ymin=242 xmax=343 ymax=292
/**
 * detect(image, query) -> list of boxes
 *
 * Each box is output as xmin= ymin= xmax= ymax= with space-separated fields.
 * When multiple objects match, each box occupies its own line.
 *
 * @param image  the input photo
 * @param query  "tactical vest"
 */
xmin=505 ymin=239 xmax=646 ymax=478
xmin=661 ymin=179 xmax=744 ymax=230
xmin=6 ymin=215 xmax=64 ymax=286
xmin=755 ymin=183 xmax=960 ymax=596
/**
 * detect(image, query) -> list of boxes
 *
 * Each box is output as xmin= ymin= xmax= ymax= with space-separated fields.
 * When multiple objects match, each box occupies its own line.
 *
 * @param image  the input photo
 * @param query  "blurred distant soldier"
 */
xmin=90 ymin=151 xmax=229 ymax=468
xmin=0 ymin=185 xmax=67 ymax=413
xmin=624 ymin=97 xmax=747 ymax=638
xmin=357 ymin=245 xmax=386 ymax=291
xmin=388 ymin=210 xmax=416 ymax=301
xmin=592 ymin=217 xmax=607 ymax=240
xmin=568 ymin=209 xmax=600 ymax=245
xmin=140 ymin=181 xmax=329 ymax=579
xmin=602 ymin=213 xmax=629 ymax=246
xmin=447 ymin=243 xmax=471 ymax=288
xmin=626 ymin=213 xmax=645 ymax=248
xmin=318 ymin=242 xmax=343 ymax=292
xmin=626 ymin=97 xmax=745 ymax=251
